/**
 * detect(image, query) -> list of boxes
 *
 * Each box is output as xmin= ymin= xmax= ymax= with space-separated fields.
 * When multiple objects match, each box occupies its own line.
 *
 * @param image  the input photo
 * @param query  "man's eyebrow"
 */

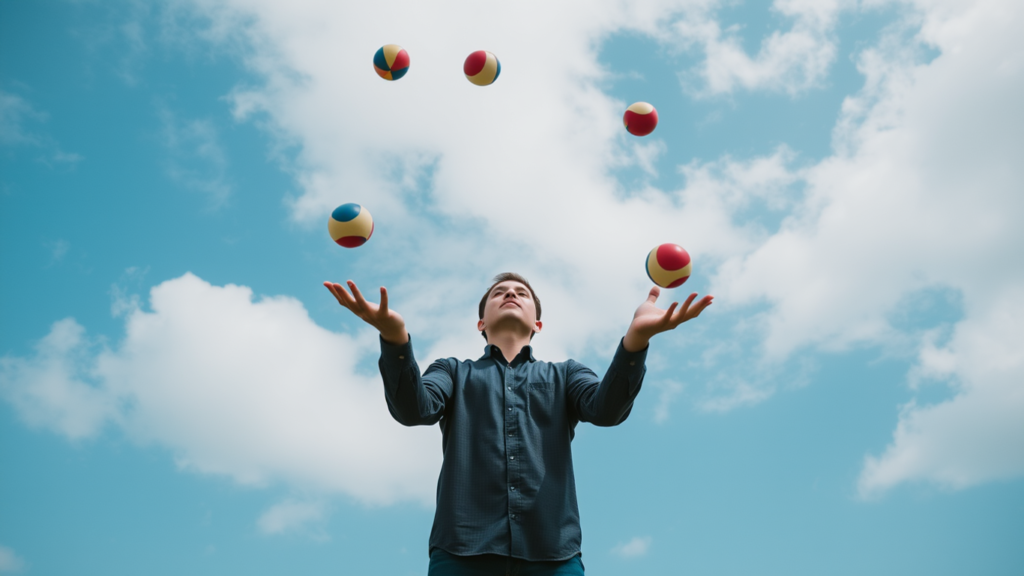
xmin=491 ymin=285 xmax=530 ymax=296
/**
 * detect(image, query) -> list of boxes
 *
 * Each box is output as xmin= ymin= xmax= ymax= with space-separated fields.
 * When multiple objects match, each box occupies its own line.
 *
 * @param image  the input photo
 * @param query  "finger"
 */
xmin=663 ymin=301 xmax=679 ymax=323
xmin=323 ymin=282 xmax=344 ymax=304
xmin=684 ymin=295 xmax=714 ymax=320
xmin=676 ymin=292 xmax=698 ymax=317
xmin=331 ymin=281 xmax=356 ymax=302
xmin=348 ymin=280 xmax=369 ymax=308
xmin=379 ymin=286 xmax=389 ymax=316
xmin=682 ymin=292 xmax=698 ymax=309
xmin=646 ymin=286 xmax=661 ymax=304
xmin=327 ymin=282 xmax=355 ymax=309
xmin=691 ymin=295 xmax=714 ymax=316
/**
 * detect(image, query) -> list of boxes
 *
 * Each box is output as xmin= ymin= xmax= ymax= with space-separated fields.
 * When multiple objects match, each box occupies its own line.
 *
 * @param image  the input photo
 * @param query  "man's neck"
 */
xmin=487 ymin=331 xmax=532 ymax=364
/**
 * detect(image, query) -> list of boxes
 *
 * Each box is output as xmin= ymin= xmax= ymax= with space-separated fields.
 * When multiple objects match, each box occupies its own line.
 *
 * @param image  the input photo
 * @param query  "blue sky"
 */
xmin=1 ymin=1 xmax=1023 ymax=574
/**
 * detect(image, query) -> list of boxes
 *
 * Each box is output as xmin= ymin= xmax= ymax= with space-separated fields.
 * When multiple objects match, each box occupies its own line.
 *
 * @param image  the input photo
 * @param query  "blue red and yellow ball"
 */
xmin=329 ymin=203 xmax=374 ymax=248
xmin=624 ymin=102 xmax=658 ymax=136
xmin=464 ymin=50 xmax=501 ymax=86
xmin=374 ymin=44 xmax=410 ymax=81
xmin=646 ymin=243 xmax=691 ymax=288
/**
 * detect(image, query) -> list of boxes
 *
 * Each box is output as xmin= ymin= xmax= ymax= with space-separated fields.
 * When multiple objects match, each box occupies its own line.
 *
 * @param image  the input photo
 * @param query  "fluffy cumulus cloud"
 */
xmin=673 ymin=0 xmax=847 ymax=95
xmin=858 ymin=286 xmax=1024 ymax=496
xmin=707 ymin=0 xmax=1024 ymax=495
xmin=0 ymin=274 xmax=439 ymax=505
xmin=2 ymin=0 xmax=1021 ymax=504
xmin=0 ymin=318 xmax=117 ymax=440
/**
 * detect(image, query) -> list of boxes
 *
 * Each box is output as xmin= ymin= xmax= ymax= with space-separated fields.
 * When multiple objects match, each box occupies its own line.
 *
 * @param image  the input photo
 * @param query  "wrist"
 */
xmin=380 ymin=329 xmax=409 ymax=345
xmin=622 ymin=330 xmax=650 ymax=353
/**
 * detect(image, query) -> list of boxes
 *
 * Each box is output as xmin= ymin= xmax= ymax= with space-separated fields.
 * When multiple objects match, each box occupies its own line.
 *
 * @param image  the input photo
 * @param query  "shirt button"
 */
xmin=510 ymin=486 xmax=516 ymax=491
xmin=399 ymin=356 xmax=405 ymax=360
xmin=509 ymin=432 xmax=514 ymax=436
xmin=510 ymin=456 xmax=515 ymax=460
xmin=507 ymin=386 xmax=512 ymax=391
xmin=508 ymin=407 xmax=512 ymax=411
xmin=511 ymin=514 xmax=517 ymax=519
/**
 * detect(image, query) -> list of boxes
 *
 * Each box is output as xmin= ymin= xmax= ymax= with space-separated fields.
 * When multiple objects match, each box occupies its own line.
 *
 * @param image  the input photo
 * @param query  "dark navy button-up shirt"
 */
xmin=378 ymin=336 xmax=648 ymax=561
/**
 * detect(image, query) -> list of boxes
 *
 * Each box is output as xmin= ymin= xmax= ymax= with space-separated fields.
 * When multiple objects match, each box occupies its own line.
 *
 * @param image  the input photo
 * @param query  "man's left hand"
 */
xmin=623 ymin=287 xmax=713 ymax=352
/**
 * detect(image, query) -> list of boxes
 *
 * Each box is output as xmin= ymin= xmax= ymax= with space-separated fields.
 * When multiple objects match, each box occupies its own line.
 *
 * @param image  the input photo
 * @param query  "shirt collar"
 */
xmin=480 ymin=343 xmax=537 ymax=364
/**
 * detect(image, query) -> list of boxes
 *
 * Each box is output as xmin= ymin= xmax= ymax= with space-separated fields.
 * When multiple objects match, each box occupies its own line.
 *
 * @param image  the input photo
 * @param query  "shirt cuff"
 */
xmin=379 ymin=334 xmax=416 ymax=368
xmin=610 ymin=337 xmax=648 ymax=376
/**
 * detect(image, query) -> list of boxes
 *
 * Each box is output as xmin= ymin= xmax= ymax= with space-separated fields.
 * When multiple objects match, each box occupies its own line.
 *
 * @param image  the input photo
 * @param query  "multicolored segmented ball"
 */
xmin=646 ymin=243 xmax=692 ymax=288
xmin=329 ymin=203 xmax=374 ymax=248
xmin=464 ymin=50 xmax=501 ymax=86
xmin=373 ymin=44 xmax=410 ymax=81
xmin=624 ymin=102 xmax=658 ymax=136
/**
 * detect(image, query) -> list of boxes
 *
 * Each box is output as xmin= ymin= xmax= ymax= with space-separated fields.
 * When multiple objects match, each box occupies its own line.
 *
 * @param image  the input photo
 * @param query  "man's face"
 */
xmin=478 ymin=280 xmax=542 ymax=339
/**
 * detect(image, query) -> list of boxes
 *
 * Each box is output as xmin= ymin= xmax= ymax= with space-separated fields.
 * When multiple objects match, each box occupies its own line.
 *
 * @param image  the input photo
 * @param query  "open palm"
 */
xmin=624 ymin=287 xmax=713 ymax=351
xmin=324 ymin=280 xmax=408 ymax=344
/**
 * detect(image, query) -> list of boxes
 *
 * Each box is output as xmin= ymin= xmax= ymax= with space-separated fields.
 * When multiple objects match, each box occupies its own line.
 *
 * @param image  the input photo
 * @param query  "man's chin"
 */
xmin=488 ymin=316 xmax=534 ymax=332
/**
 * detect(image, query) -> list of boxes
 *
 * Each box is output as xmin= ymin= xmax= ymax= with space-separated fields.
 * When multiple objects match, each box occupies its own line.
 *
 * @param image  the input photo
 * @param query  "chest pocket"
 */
xmin=526 ymin=381 xmax=558 ymax=425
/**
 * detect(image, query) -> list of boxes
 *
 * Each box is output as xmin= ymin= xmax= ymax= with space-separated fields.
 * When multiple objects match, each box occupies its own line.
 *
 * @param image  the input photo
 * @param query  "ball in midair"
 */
xmin=464 ymin=50 xmax=501 ymax=86
xmin=374 ymin=44 xmax=410 ymax=81
xmin=329 ymin=203 xmax=374 ymax=248
xmin=624 ymin=102 xmax=658 ymax=136
xmin=646 ymin=243 xmax=691 ymax=288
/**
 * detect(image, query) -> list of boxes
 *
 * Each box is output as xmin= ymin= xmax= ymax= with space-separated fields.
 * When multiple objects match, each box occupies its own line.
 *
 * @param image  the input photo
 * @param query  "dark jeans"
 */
xmin=428 ymin=549 xmax=585 ymax=576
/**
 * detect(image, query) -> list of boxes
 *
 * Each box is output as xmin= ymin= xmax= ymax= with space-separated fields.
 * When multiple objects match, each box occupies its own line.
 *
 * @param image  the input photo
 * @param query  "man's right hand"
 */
xmin=324 ymin=280 xmax=410 ymax=345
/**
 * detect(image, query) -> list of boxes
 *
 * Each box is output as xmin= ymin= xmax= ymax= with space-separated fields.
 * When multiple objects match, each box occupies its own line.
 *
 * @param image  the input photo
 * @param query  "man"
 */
xmin=324 ymin=273 xmax=713 ymax=575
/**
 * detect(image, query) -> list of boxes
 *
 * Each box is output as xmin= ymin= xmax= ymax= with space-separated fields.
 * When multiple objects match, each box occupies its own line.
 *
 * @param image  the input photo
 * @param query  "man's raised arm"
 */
xmin=323 ymin=280 xmax=449 ymax=426
xmin=568 ymin=286 xmax=714 ymax=426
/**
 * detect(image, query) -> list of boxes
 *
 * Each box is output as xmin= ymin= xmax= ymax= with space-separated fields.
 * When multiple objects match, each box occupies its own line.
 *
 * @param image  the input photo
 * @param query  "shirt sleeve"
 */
xmin=377 ymin=335 xmax=453 ymax=426
xmin=565 ymin=338 xmax=648 ymax=427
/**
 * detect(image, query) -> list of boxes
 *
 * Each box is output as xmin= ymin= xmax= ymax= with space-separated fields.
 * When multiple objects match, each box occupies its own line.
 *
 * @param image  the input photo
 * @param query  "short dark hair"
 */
xmin=478 ymin=272 xmax=542 ymax=341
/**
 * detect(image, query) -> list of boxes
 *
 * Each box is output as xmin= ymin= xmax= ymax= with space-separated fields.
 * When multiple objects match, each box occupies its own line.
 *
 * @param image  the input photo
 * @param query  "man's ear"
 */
xmin=477 ymin=319 xmax=485 ymax=333
xmin=533 ymin=321 xmax=543 ymax=333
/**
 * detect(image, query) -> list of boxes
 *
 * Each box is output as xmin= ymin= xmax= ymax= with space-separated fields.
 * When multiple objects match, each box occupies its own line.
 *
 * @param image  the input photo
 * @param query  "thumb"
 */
xmin=646 ymin=286 xmax=661 ymax=303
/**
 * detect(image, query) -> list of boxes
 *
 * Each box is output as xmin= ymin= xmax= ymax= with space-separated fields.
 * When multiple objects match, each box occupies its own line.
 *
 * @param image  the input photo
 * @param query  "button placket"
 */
xmin=505 ymin=365 xmax=520 ymax=531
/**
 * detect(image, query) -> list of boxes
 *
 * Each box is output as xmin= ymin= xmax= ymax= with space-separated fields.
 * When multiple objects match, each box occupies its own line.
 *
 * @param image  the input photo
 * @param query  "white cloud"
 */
xmin=0 ymin=545 xmax=25 ymax=573
xmin=712 ymin=0 xmax=1024 ymax=492
xmin=858 ymin=286 xmax=1024 ymax=497
xmin=0 ymin=273 xmax=440 ymax=506
xmin=671 ymin=0 xmax=846 ymax=95
xmin=257 ymin=498 xmax=328 ymax=537
xmin=0 ymin=318 xmax=117 ymax=440
xmin=612 ymin=535 xmax=652 ymax=558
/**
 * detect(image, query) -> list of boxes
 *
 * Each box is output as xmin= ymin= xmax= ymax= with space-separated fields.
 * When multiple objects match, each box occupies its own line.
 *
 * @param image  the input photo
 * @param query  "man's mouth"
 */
xmin=501 ymin=301 xmax=521 ymax=308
